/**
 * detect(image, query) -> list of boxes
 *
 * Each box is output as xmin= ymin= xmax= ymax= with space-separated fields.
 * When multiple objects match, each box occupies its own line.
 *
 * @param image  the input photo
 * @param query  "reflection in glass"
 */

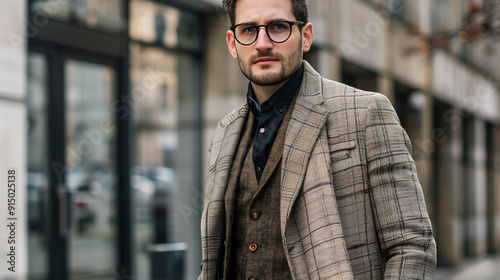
xmin=27 ymin=52 xmax=49 ymax=280
xmin=130 ymin=40 xmax=202 ymax=279
xmin=65 ymin=60 xmax=116 ymax=279
xmin=30 ymin=0 xmax=124 ymax=32
xmin=130 ymin=0 xmax=201 ymax=50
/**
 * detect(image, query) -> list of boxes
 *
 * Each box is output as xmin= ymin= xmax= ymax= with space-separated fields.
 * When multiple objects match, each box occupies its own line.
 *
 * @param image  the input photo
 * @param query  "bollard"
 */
xmin=148 ymin=242 xmax=187 ymax=280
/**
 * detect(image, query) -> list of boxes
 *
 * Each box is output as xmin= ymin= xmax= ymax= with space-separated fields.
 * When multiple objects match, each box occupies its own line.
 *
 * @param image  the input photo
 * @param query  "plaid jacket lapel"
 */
xmin=280 ymin=62 xmax=328 ymax=236
xmin=280 ymin=101 xmax=328 ymax=234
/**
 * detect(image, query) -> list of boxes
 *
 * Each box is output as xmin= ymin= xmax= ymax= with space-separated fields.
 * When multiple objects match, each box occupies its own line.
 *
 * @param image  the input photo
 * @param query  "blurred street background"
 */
xmin=0 ymin=0 xmax=499 ymax=279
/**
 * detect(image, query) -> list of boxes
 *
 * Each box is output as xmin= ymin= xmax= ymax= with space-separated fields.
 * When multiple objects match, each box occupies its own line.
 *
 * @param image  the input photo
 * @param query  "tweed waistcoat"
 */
xmin=223 ymin=99 xmax=296 ymax=279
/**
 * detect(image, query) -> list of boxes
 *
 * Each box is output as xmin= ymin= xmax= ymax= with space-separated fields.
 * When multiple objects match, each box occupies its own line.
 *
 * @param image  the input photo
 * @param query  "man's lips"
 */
xmin=254 ymin=57 xmax=278 ymax=65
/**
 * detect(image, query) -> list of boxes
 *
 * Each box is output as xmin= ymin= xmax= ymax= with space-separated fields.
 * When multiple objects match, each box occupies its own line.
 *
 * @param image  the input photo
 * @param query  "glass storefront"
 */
xmin=27 ymin=0 xmax=204 ymax=279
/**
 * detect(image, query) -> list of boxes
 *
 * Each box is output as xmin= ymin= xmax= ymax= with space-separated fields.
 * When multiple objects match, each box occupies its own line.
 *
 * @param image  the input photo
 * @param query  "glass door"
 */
xmin=27 ymin=52 xmax=119 ymax=280
xmin=64 ymin=59 xmax=117 ymax=279
xmin=27 ymin=52 xmax=50 ymax=280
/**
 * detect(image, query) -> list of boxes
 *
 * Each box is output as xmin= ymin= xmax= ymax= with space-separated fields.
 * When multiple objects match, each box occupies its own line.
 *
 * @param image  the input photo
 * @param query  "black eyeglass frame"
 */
xmin=229 ymin=20 xmax=305 ymax=46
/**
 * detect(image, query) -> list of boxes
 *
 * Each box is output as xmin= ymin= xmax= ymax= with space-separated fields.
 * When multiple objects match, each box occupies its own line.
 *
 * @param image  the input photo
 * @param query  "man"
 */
xmin=199 ymin=0 xmax=436 ymax=279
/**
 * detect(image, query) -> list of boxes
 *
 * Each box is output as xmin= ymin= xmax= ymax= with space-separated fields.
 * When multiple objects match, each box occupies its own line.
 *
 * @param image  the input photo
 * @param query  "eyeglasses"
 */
xmin=230 ymin=20 xmax=305 ymax=46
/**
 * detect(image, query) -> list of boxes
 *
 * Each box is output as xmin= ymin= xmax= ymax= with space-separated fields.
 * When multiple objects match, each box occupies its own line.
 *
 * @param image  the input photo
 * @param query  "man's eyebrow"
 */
xmin=236 ymin=18 xmax=290 ymax=25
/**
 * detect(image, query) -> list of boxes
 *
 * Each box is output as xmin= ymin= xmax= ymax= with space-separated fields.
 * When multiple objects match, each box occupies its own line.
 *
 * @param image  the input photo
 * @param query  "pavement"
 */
xmin=434 ymin=255 xmax=500 ymax=280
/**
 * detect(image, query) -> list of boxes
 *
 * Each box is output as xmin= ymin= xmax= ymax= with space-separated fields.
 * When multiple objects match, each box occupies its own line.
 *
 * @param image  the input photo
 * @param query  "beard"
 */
xmin=236 ymin=40 xmax=303 ymax=86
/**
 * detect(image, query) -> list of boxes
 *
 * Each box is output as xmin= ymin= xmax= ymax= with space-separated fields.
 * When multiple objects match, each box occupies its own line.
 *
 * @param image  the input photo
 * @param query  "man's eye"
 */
xmin=270 ymin=23 xmax=288 ymax=32
xmin=242 ymin=26 xmax=256 ymax=33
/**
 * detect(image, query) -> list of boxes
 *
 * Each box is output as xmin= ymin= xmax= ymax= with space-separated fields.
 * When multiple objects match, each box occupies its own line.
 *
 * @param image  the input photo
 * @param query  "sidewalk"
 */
xmin=434 ymin=255 xmax=500 ymax=280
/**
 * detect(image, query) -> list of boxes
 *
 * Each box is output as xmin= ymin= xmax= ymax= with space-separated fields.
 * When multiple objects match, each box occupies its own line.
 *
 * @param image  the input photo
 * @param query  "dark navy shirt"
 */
xmin=246 ymin=64 xmax=304 ymax=181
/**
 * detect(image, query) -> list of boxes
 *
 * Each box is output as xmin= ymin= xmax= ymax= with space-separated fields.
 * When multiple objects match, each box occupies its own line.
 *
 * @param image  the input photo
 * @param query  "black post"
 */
xmin=47 ymin=47 xmax=68 ymax=280
xmin=116 ymin=0 xmax=133 ymax=277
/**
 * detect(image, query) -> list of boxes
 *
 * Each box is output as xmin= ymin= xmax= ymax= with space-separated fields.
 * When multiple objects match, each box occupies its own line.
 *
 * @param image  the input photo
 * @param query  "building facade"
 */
xmin=0 ymin=0 xmax=499 ymax=279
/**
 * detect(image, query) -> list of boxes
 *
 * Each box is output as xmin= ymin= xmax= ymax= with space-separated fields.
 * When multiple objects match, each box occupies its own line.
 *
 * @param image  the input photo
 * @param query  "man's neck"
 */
xmin=251 ymin=81 xmax=287 ymax=106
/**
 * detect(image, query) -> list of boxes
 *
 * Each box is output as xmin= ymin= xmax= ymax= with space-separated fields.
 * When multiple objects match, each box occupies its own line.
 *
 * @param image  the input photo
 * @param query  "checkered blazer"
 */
xmin=199 ymin=61 xmax=436 ymax=279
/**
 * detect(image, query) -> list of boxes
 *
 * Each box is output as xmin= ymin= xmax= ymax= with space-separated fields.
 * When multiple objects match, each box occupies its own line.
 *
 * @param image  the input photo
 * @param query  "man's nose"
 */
xmin=254 ymin=27 xmax=273 ymax=50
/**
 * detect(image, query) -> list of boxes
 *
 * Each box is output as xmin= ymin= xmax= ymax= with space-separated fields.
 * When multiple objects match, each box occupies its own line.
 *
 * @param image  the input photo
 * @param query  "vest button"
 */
xmin=249 ymin=243 xmax=258 ymax=252
xmin=256 ymin=166 xmax=261 ymax=172
xmin=250 ymin=210 xmax=261 ymax=220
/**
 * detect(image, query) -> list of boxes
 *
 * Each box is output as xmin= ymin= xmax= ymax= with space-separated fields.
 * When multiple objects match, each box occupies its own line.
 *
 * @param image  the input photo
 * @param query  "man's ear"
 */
xmin=227 ymin=30 xmax=238 ymax=58
xmin=301 ymin=22 xmax=314 ymax=53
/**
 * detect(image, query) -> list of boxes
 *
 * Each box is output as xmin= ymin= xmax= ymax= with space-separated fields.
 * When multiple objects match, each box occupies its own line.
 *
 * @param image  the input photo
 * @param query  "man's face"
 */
xmin=226 ymin=0 xmax=313 ymax=87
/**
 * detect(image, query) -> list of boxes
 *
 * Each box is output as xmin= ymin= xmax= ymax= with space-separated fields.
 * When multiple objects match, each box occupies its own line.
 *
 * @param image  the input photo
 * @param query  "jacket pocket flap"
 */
xmin=329 ymin=140 xmax=356 ymax=163
xmin=329 ymin=140 xmax=356 ymax=152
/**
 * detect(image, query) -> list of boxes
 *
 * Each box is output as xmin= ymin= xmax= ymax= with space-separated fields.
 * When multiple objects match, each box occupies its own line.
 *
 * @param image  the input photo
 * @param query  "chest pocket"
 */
xmin=329 ymin=140 xmax=356 ymax=163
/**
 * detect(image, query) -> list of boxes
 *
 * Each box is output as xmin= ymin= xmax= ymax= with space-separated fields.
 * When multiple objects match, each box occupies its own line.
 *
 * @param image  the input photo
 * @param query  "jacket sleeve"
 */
xmin=364 ymin=93 xmax=437 ymax=279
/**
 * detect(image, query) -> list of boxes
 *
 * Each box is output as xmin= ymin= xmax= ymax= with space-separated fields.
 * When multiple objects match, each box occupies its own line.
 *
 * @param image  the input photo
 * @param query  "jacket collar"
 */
xmin=216 ymin=61 xmax=325 ymax=128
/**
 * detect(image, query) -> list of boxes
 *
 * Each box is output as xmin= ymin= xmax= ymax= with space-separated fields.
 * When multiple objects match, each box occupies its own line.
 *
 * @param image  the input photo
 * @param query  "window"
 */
xmin=30 ymin=0 xmax=124 ymax=32
xmin=129 ymin=1 xmax=203 ymax=279
xmin=432 ymin=0 xmax=453 ymax=34
xmin=130 ymin=1 xmax=202 ymax=50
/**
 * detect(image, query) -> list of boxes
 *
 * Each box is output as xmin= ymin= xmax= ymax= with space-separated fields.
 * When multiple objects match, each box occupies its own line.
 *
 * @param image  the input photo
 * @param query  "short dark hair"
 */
xmin=222 ymin=0 xmax=309 ymax=26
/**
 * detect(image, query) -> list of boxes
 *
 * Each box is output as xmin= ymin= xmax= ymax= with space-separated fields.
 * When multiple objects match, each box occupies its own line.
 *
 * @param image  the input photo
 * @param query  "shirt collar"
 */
xmin=246 ymin=64 xmax=304 ymax=116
